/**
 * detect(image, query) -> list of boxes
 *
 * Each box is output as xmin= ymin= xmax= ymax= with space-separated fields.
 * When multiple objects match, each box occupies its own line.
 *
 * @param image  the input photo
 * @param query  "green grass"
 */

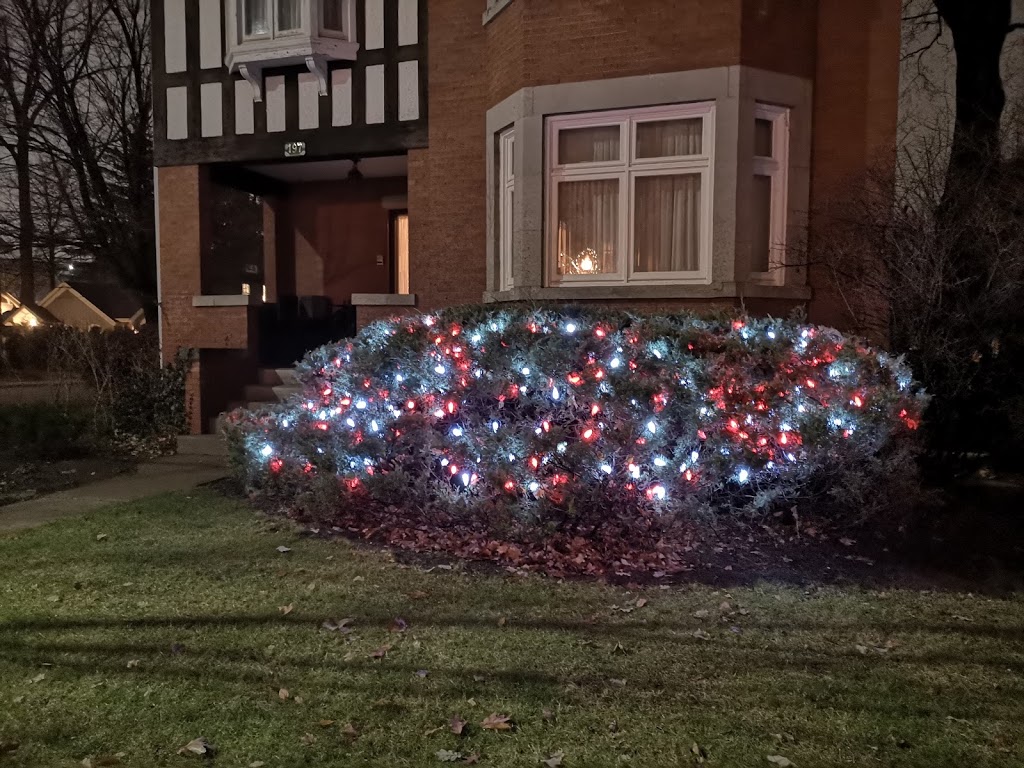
xmin=1 ymin=490 xmax=1023 ymax=767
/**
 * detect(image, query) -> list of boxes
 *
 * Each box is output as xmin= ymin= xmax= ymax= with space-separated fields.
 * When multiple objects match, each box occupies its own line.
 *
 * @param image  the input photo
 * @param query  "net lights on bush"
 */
xmin=227 ymin=307 xmax=927 ymax=516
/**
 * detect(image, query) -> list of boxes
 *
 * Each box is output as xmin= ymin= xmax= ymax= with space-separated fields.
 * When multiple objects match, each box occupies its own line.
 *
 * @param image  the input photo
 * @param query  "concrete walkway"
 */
xmin=0 ymin=454 xmax=230 ymax=534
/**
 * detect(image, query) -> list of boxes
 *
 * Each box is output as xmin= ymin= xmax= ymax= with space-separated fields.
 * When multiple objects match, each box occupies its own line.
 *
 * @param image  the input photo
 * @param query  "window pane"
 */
xmin=323 ymin=0 xmax=344 ymax=31
xmin=556 ymin=179 xmax=619 ymax=275
xmin=754 ymin=118 xmax=773 ymax=158
xmin=244 ymin=0 xmax=269 ymax=35
xmin=277 ymin=0 xmax=300 ymax=31
xmin=636 ymin=118 xmax=703 ymax=158
xmin=751 ymin=174 xmax=772 ymax=272
xmin=633 ymin=174 xmax=701 ymax=273
xmin=558 ymin=126 xmax=620 ymax=164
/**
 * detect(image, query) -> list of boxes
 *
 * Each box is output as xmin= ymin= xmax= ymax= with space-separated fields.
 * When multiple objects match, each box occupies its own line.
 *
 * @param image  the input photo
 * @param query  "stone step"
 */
xmin=176 ymin=434 xmax=228 ymax=458
xmin=257 ymin=367 xmax=300 ymax=386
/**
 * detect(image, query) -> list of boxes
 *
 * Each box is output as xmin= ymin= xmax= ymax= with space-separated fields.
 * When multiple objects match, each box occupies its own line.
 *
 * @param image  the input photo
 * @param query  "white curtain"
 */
xmin=277 ymin=0 xmax=301 ymax=31
xmin=244 ymin=0 xmax=269 ymax=35
xmin=633 ymin=174 xmax=701 ymax=272
xmin=557 ymin=179 xmax=619 ymax=275
xmin=751 ymin=175 xmax=772 ymax=272
xmin=636 ymin=118 xmax=702 ymax=158
xmin=559 ymin=126 xmax=620 ymax=164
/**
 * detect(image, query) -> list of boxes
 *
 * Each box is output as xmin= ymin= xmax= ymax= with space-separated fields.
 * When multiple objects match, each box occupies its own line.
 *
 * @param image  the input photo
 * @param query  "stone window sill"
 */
xmin=350 ymin=293 xmax=417 ymax=306
xmin=482 ymin=283 xmax=812 ymax=304
xmin=192 ymin=294 xmax=263 ymax=307
xmin=482 ymin=0 xmax=513 ymax=25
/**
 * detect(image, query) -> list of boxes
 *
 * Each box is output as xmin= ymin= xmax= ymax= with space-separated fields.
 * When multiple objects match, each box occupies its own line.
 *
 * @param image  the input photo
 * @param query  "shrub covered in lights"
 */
xmin=225 ymin=306 xmax=927 ymax=563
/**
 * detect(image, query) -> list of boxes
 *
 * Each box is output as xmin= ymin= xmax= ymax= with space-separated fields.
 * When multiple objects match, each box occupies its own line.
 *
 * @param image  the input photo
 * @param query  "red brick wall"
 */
xmin=287 ymin=176 xmax=406 ymax=303
xmin=807 ymin=0 xmax=899 ymax=328
xmin=158 ymin=165 xmax=256 ymax=433
xmin=485 ymin=0 xmax=744 ymax=106
xmin=408 ymin=0 xmax=489 ymax=311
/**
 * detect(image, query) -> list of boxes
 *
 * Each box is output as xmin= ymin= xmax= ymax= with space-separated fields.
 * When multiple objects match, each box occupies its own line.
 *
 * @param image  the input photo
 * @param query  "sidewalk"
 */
xmin=0 ymin=454 xmax=230 ymax=534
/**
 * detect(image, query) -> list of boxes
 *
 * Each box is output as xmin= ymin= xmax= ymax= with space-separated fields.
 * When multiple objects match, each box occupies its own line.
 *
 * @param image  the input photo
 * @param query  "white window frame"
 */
xmin=498 ymin=128 xmax=515 ymax=292
xmin=750 ymin=103 xmax=790 ymax=285
xmin=319 ymin=0 xmax=356 ymax=39
xmin=241 ymin=0 xmax=306 ymax=40
xmin=545 ymin=103 xmax=715 ymax=288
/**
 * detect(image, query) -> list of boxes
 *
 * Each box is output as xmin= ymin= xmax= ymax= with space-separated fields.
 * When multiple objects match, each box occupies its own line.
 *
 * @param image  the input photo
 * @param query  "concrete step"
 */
xmin=243 ymin=383 xmax=301 ymax=403
xmin=258 ymin=367 xmax=300 ymax=386
xmin=177 ymin=434 xmax=228 ymax=458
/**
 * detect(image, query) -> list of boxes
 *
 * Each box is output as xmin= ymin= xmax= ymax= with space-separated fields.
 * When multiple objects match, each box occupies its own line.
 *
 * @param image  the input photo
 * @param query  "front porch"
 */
xmin=157 ymin=155 xmax=415 ymax=433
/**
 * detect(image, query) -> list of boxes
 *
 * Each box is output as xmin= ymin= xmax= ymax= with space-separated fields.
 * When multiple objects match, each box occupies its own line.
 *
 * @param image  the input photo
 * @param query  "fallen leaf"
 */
xmin=276 ymin=545 xmax=292 ymax=554
xmin=464 ymin=754 xmax=480 ymax=765
xmin=719 ymin=601 xmax=732 ymax=613
xmin=408 ymin=590 xmax=429 ymax=600
xmin=480 ymin=712 xmax=514 ymax=731
xmin=693 ymin=609 xmax=710 ymax=619
xmin=126 ymin=659 xmax=140 ymax=669
xmin=416 ymin=669 xmax=429 ymax=678
xmin=390 ymin=617 xmax=409 ymax=632
xmin=95 ymin=533 xmax=108 ymax=541
xmin=766 ymin=756 xmax=795 ymax=767
xmin=497 ymin=615 xmax=507 ymax=627
xmin=635 ymin=598 xmax=648 ymax=608
xmin=609 ymin=678 xmax=627 ymax=687
xmin=300 ymin=733 xmax=317 ymax=745
xmin=692 ymin=629 xmax=711 ymax=640
xmin=436 ymin=749 xmax=464 ymax=762
xmin=177 ymin=737 xmax=213 ymax=756
xmin=294 ymin=696 xmax=304 ymax=704
xmin=370 ymin=645 xmax=392 ymax=659
xmin=340 ymin=723 xmax=359 ymax=741
xmin=542 ymin=751 xmax=565 ymax=767
xmin=278 ymin=604 xmax=294 ymax=615
xmin=29 ymin=673 xmax=45 ymax=684
xmin=691 ymin=742 xmax=709 ymax=763
xmin=249 ymin=762 xmax=266 ymax=768
xmin=449 ymin=715 xmax=467 ymax=736
xmin=541 ymin=708 xmax=556 ymax=723
xmin=279 ymin=688 xmax=290 ymax=700
xmin=839 ymin=537 xmax=856 ymax=547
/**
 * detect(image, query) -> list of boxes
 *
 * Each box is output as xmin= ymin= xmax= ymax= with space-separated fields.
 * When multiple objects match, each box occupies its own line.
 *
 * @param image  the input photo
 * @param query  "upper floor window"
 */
xmin=243 ymin=0 xmax=302 ymax=39
xmin=546 ymin=103 xmax=714 ymax=287
xmin=751 ymin=104 xmax=789 ymax=282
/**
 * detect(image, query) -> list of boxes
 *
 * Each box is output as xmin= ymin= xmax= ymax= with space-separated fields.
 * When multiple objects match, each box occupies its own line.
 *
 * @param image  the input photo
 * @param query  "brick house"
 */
xmin=153 ymin=0 xmax=899 ymax=433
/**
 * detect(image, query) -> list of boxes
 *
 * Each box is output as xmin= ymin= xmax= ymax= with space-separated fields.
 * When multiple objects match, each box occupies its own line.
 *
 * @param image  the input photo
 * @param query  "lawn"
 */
xmin=1 ymin=490 xmax=1022 ymax=767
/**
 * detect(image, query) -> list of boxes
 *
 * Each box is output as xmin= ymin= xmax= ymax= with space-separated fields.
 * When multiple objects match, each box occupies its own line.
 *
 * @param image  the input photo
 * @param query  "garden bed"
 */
xmin=0 ymin=456 xmax=136 ymax=507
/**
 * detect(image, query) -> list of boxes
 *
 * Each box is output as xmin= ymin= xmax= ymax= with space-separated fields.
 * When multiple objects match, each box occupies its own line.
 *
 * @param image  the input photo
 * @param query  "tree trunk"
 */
xmin=935 ymin=0 xmax=1011 ymax=200
xmin=15 ymin=144 xmax=35 ymax=305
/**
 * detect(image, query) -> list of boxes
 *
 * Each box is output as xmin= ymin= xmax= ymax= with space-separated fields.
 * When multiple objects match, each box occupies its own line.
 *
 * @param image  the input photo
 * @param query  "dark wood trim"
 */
xmin=383 ymin=0 xmax=399 ymax=124
xmin=417 ymin=0 xmax=428 ymax=123
xmin=352 ymin=0 xmax=367 ymax=128
xmin=184 ymin=0 xmax=202 ymax=140
xmin=284 ymin=72 xmax=299 ymax=131
xmin=154 ymin=123 xmax=429 ymax=166
xmin=151 ymin=0 xmax=168 ymax=145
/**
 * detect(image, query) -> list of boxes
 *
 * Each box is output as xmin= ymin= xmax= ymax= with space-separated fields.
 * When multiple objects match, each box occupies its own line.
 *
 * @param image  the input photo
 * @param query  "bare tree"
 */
xmin=0 ymin=0 xmax=58 ymax=304
xmin=36 ymin=0 xmax=156 ymax=317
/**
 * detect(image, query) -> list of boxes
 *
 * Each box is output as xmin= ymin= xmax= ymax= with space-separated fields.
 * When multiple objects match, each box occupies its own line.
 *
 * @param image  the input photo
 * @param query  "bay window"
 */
xmin=242 ymin=0 xmax=301 ymax=38
xmin=750 ymin=104 xmax=789 ymax=282
xmin=546 ymin=104 xmax=714 ymax=287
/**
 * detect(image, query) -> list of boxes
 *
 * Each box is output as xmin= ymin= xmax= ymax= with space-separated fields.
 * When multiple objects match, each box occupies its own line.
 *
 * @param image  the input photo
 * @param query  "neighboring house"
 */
xmin=152 ymin=0 xmax=900 ymax=433
xmin=0 ymin=291 xmax=19 ymax=315
xmin=39 ymin=281 xmax=145 ymax=331
xmin=0 ymin=304 xmax=58 ymax=329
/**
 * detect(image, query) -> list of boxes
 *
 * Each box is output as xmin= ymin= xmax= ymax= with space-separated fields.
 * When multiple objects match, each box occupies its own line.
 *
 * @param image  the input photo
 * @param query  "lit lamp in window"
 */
xmin=561 ymin=247 xmax=600 ymax=275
